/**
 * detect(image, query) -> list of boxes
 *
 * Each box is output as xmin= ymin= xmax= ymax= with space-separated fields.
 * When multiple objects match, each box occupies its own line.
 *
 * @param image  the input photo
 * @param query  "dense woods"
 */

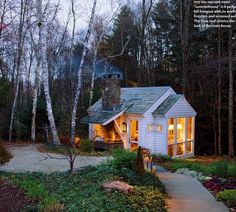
xmin=0 ymin=0 xmax=235 ymax=155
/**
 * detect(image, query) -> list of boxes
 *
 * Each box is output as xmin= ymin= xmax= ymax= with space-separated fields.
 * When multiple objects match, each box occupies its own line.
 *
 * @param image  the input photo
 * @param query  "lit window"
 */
xmin=157 ymin=125 xmax=162 ymax=132
xmin=147 ymin=124 xmax=153 ymax=131
xmin=187 ymin=117 xmax=193 ymax=140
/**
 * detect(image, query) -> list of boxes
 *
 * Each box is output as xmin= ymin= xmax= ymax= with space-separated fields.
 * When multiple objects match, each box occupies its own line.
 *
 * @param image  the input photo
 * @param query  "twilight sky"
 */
xmin=58 ymin=0 xmax=140 ymax=32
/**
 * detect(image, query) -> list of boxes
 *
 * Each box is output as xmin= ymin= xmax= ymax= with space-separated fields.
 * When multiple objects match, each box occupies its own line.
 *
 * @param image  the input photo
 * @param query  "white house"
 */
xmin=81 ymin=74 xmax=197 ymax=158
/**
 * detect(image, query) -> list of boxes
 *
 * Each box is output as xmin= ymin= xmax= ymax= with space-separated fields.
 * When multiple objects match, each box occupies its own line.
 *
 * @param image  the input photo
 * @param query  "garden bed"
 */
xmin=0 ymin=149 xmax=167 ymax=211
xmin=151 ymin=154 xmax=236 ymax=211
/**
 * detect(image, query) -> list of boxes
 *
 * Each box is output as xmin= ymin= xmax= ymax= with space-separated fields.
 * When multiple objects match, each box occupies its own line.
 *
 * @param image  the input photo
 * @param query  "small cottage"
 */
xmin=81 ymin=73 xmax=197 ymax=158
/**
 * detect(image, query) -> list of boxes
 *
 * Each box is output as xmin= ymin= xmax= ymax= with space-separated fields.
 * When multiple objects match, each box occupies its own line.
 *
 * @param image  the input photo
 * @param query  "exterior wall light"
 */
xmin=121 ymin=122 xmax=127 ymax=132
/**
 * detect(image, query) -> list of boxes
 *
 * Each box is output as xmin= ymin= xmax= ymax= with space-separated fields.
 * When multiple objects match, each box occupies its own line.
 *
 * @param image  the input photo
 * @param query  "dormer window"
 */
xmin=147 ymin=124 xmax=153 ymax=131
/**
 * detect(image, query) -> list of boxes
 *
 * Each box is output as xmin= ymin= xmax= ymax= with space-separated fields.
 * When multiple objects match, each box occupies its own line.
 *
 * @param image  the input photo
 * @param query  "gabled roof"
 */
xmin=152 ymin=94 xmax=183 ymax=116
xmin=89 ymin=86 xmax=171 ymax=114
xmin=81 ymin=102 xmax=132 ymax=125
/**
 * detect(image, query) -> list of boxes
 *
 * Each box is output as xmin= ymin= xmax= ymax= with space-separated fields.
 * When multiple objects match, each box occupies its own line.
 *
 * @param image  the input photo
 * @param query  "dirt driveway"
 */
xmin=0 ymin=144 xmax=107 ymax=173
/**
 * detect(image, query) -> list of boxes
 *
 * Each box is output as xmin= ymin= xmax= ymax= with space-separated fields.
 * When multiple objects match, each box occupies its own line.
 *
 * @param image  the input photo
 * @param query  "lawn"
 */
xmin=0 ymin=149 xmax=166 ymax=212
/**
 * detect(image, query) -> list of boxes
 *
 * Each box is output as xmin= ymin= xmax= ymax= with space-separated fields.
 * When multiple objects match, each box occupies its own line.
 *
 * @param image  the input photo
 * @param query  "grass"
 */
xmin=0 ymin=142 xmax=13 ymax=165
xmin=0 ymin=149 xmax=166 ymax=211
xmin=153 ymin=154 xmax=236 ymax=178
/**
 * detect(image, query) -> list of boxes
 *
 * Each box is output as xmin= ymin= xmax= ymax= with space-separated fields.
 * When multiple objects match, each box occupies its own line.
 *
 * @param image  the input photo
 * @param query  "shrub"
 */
xmin=216 ymin=189 xmax=236 ymax=204
xmin=212 ymin=161 xmax=229 ymax=178
xmin=112 ymin=149 xmax=136 ymax=171
xmin=59 ymin=135 xmax=71 ymax=146
xmin=134 ymin=146 xmax=145 ymax=176
xmin=0 ymin=143 xmax=13 ymax=165
xmin=80 ymin=139 xmax=92 ymax=153
xmin=151 ymin=153 xmax=172 ymax=163
xmin=228 ymin=163 xmax=236 ymax=178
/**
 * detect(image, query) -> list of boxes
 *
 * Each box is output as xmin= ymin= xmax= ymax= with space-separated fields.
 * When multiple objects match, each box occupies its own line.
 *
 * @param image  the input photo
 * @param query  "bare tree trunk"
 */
xmin=9 ymin=0 xmax=26 ymax=142
xmin=228 ymin=27 xmax=234 ymax=156
xmin=31 ymin=1 xmax=43 ymax=142
xmin=38 ymin=0 xmax=60 ymax=145
xmin=217 ymin=29 xmax=222 ymax=155
xmin=70 ymin=0 xmax=97 ymax=144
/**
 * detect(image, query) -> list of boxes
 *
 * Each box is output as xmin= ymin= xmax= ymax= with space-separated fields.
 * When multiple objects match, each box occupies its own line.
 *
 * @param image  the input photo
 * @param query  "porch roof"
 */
xmin=80 ymin=103 xmax=131 ymax=125
xmin=152 ymin=94 xmax=183 ymax=116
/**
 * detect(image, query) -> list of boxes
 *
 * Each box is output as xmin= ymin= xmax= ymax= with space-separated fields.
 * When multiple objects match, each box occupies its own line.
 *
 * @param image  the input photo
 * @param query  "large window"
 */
xmin=187 ymin=117 xmax=193 ymax=140
xmin=167 ymin=117 xmax=194 ymax=157
xmin=168 ymin=118 xmax=174 ymax=144
xmin=177 ymin=118 xmax=185 ymax=142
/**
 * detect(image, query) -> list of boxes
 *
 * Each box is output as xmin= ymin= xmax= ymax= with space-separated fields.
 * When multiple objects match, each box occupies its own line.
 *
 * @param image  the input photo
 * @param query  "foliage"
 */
xmin=80 ymin=138 xmax=92 ymax=153
xmin=134 ymin=146 xmax=145 ymax=176
xmin=216 ymin=189 xmax=236 ymax=204
xmin=151 ymin=153 xmax=172 ymax=162
xmin=111 ymin=148 xmax=136 ymax=171
xmin=12 ymin=177 xmax=61 ymax=211
xmin=203 ymin=177 xmax=236 ymax=194
xmin=0 ymin=143 xmax=13 ymax=165
xmin=212 ymin=161 xmax=229 ymax=178
xmin=158 ymin=157 xmax=236 ymax=178
xmin=0 ymin=159 xmax=166 ymax=211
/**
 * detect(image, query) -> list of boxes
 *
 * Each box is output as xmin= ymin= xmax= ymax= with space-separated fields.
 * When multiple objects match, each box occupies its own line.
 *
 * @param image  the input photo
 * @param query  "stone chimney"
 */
xmin=102 ymin=73 xmax=121 ymax=111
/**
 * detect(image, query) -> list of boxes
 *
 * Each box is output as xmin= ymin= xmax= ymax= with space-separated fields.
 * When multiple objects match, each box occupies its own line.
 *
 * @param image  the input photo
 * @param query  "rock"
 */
xmin=102 ymin=181 xmax=133 ymax=194
xmin=175 ymin=168 xmax=189 ymax=174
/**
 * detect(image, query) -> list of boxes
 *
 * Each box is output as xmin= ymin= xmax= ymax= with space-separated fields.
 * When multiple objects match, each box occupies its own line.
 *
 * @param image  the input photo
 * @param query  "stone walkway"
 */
xmin=157 ymin=167 xmax=229 ymax=212
xmin=0 ymin=144 xmax=107 ymax=173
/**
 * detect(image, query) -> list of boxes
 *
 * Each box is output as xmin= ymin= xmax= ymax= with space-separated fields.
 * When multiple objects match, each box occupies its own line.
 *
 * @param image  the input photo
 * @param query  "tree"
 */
xmin=228 ymin=27 xmax=234 ymax=156
xmin=9 ymin=0 xmax=29 ymax=142
xmin=39 ymin=0 xmax=60 ymax=145
xmin=70 ymin=0 xmax=97 ymax=144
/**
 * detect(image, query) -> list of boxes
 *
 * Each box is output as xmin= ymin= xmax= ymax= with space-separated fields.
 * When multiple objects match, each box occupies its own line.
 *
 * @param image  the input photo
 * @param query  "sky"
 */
xmin=57 ymin=0 xmax=140 ymax=32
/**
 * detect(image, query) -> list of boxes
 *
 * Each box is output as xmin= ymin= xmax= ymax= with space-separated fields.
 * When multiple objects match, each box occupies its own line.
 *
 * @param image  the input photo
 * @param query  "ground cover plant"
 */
xmin=0 ymin=149 xmax=166 ymax=211
xmin=0 ymin=142 xmax=13 ymax=165
xmin=152 ymin=154 xmax=236 ymax=210
xmin=152 ymin=154 xmax=236 ymax=178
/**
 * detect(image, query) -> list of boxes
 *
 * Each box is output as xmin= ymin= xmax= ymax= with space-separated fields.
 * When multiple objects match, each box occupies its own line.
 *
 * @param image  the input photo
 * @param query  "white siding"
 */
xmin=153 ymin=117 xmax=168 ymax=154
xmin=141 ymin=88 xmax=176 ymax=153
xmin=165 ymin=96 xmax=197 ymax=118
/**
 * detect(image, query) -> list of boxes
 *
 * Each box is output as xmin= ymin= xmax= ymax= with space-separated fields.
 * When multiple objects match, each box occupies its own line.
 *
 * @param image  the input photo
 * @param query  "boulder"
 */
xmin=102 ymin=181 xmax=133 ymax=194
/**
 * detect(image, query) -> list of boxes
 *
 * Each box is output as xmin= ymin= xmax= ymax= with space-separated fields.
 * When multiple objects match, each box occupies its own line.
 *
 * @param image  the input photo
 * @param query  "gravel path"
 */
xmin=0 ymin=144 xmax=107 ymax=173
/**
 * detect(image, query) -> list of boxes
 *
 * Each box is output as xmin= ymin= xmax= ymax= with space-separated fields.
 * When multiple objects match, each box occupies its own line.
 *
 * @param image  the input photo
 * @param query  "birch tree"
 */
xmin=70 ymin=0 xmax=97 ymax=144
xmin=9 ymin=0 xmax=28 ymax=142
xmin=31 ymin=0 xmax=42 ymax=143
xmin=38 ymin=0 xmax=60 ymax=145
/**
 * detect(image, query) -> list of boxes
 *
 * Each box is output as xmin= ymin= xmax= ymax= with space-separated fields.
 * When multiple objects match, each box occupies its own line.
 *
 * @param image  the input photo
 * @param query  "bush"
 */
xmin=0 ymin=143 xmax=13 ymax=165
xmin=80 ymin=139 xmax=92 ymax=153
xmin=151 ymin=153 xmax=172 ymax=163
xmin=227 ymin=163 xmax=236 ymax=178
xmin=111 ymin=149 xmax=136 ymax=171
xmin=216 ymin=189 xmax=236 ymax=204
xmin=134 ymin=146 xmax=145 ymax=176
xmin=212 ymin=161 xmax=229 ymax=178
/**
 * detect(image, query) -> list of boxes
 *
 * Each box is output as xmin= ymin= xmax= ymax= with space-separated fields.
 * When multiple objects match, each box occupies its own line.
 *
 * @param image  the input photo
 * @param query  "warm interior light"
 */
xmin=121 ymin=122 xmax=127 ymax=132
xmin=177 ymin=124 xmax=183 ymax=130
xmin=168 ymin=124 xmax=174 ymax=130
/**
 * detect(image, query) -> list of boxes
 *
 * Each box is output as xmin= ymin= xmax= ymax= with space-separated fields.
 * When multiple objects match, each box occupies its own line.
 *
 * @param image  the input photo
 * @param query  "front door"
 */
xmin=129 ymin=119 xmax=139 ymax=150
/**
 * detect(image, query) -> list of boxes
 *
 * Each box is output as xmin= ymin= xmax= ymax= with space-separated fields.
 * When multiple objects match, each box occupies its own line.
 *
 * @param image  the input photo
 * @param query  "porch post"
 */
xmin=173 ymin=118 xmax=177 ymax=157
xmin=183 ymin=118 xmax=187 ymax=156
xmin=127 ymin=117 xmax=131 ymax=149
xmin=192 ymin=116 xmax=195 ymax=156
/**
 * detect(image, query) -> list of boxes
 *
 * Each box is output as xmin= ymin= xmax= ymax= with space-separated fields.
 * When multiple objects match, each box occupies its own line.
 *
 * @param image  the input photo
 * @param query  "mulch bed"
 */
xmin=0 ymin=179 xmax=34 ymax=212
